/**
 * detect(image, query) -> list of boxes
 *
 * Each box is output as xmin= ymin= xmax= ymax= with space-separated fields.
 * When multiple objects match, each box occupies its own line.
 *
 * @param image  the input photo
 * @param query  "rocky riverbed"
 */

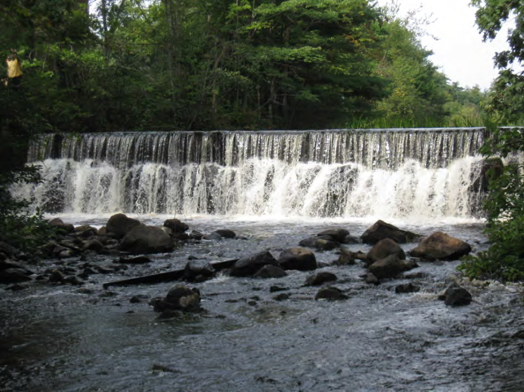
xmin=1 ymin=216 xmax=524 ymax=391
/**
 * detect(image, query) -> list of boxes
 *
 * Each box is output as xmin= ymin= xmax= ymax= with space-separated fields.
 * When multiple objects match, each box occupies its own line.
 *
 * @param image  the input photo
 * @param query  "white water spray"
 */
xmin=17 ymin=129 xmax=488 ymax=221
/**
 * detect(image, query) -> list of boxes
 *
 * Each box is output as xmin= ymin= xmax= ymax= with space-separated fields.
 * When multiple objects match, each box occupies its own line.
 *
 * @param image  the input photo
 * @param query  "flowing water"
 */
xmin=2 ymin=128 xmax=524 ymax=391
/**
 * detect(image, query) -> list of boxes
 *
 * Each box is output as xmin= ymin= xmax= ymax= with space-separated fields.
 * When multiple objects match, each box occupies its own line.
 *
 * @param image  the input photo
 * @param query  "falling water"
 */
xmin=19 ymin=128 xmax=488 ymax=219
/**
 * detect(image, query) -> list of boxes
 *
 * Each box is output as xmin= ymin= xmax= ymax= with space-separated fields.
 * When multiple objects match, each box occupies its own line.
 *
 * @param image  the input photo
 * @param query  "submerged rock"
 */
xmin=315 ymin=286 xmax=348 ymax=301
xmin=184 ymin=260 xmax=216 ymax=282
xmin=395 ymin=283 xmax=420 ymax=294
xmin=213 ymin=229 xmax=236 ymax=239
xmin=152 ymin=285 xmax=202 ymax=313
xmin=304 ymin=272 xmax=338 ymax=286
xmin=253 ymin=265 xmax=287 ymax=279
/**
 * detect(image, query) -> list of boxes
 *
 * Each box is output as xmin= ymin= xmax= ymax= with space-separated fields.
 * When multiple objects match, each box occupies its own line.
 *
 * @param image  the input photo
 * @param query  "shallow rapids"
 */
xmin=2 ymin=217 xmax=524 ymax=391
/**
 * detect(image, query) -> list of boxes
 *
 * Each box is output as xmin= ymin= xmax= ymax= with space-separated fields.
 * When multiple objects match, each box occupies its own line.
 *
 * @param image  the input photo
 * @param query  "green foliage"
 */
xmin=472 ymin=0 xmax=524 ymax=121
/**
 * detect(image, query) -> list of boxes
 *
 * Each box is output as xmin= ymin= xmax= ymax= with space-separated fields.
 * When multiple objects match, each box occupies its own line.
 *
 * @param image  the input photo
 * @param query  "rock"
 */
xmin=152 ymin=285 xmax=201 ymax=312
xmin=367 ymin=238 xmax=406 ymax=265
xmin=299 ymin=237 xmax=338 ymax=251
xmin=230 ymin=251 xmax=279 ymax=277
xmin=188 ymin=230 xmax=204 ymax=240
xmin=115 ymin=256 xmax=152 ymax=264
xmin=273 ymin=293 xmax=290 ymax=301
xmin=269 ymin=285 xmax=289 ymax=292
xmin=48 ymin=270 xmax=65 ymax=283
xmin=0 ymin=268 xmax=32 ymax=283
xmin=365 ymin=273 xmax=379 ymax=285
xmin=317 ymin=229 xmax=349 ymax=243
xmin=334 ymin=249 xmax=356 ymax=265
xmin=471 ymin=157 xmax=504 ymax=193
xmin=0 ymin=259 xmax=33 ymax=273
xmin=106 ymin=213 xmax=141 ymax=239
xmin=409 ymin=232 xmax=472 ymax=261
xmin=278 ymin=247 xmax=317 ymax=271
xmin=214 ymin=229 xmax=236 ymax=239
xmin=440 ymin=284 xmax=472 ymax=306
xmin=253 ymin=265 xmax=287 ymax=279
xmin=304 ymin=272 xmax=337 ymax=286
xmin=184 ymin=260 xmax=216 ymax=282
xmin=202 ymin=232 xmax=223 ymax=241
xmin=82 ymin=238 xmax=105 ymax=253
xmin=361 ymin=220 xmax=420 ymax=245
xmin=48 ymin=218 xmax=75 ymax=234
xmin=120 ymin=225 xmax=175 ymax=255
xmin=368 ymin=254 xmax=413 ymax=280
xmin=343 ymin=235 xmax=361 ymax=244
xmin=75 ymin=225 xmax=98 ymax=238
xmin=163 ymin=218 xmax=189 ymax=234
xmin=0 ymin=242 xmax=21 ymax=259
xmin=395 ymin=283 xmax=420 ymax=294
xmin=315 ymin=286 xmax=348 ymax=301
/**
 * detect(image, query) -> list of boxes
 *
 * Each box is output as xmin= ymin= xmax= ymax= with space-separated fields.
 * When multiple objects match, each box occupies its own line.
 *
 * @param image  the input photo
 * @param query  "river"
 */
xmin=1 ymin=215 xmax=524 ymax=392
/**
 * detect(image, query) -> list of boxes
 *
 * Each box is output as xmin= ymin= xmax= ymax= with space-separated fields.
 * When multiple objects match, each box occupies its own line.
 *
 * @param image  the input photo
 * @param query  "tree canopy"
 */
xmin=0 ymin=0 xmax=487 ymax=133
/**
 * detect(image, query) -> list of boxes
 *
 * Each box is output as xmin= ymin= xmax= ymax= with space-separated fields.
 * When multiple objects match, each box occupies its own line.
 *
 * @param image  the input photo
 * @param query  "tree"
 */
xmin=472 ymin=0 xmax=524 ymax=120
xmin=458 ymin=1 xmax=524 ymax=281
xmin=374 ymin=17 xmax=448 ymax=124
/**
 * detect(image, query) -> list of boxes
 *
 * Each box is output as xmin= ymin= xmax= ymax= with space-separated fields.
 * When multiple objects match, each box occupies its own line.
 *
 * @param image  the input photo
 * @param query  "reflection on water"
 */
xmin=2 ymin=216 xmax=524 ymax=392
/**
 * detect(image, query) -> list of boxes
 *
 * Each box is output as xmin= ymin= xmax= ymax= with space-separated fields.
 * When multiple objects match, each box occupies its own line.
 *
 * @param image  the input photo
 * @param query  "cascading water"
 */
xmin=19 ymin=128 xmax=487 ymax=220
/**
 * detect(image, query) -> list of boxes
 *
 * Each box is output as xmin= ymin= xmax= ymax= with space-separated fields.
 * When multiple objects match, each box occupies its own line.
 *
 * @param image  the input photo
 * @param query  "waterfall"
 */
xmin=18 ymin=128 xmax=489 ymax=219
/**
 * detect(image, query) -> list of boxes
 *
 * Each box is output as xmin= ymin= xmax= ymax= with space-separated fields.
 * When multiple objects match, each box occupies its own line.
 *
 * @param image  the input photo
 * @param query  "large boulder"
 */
xmin=367 ymin=238 xmax=406 ymax=265
xmin=106 ymin=213 xmax=141 ymax=239
xmin=361 ymin=220 xmax=420 ymax=245
xmin=409 ymin=232 xmax=472 ymax=261
xmin=120 ymin=225 xmax=175 ymax=254
xmin=278 ymin=247 xmax=317 ymax=271
xmin=368 ymin=254 xmax=413 ymax=280
xmin=229 ymin=251 xmax=279 ymax=277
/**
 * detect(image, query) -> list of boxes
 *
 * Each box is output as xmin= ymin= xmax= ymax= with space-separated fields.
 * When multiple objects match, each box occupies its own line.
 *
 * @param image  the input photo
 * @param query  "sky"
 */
xmin=376 ymin=0 xmax=513 ymax=90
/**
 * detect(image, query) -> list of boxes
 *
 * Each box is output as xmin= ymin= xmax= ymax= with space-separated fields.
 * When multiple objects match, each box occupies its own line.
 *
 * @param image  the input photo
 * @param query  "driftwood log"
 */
xmin=102 ymin=259 xmax=238 ymax=289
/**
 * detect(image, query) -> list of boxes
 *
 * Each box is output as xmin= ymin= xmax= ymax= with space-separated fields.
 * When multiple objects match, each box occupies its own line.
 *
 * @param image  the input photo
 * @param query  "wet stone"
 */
xmin=441 ymin=284 xmax=473 ymax=306
xmin=304 ymin=272 xmax=338 ymax=286
xmin=315 ymin=286 xmax=348 ymax=301
xmin=395 ymin=283 xmax=420 ymax=294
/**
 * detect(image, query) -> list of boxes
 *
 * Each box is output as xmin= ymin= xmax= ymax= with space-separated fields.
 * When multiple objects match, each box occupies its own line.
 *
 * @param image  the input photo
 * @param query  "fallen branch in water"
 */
xmin=102 ymin=258 xmax=238 ymax=289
